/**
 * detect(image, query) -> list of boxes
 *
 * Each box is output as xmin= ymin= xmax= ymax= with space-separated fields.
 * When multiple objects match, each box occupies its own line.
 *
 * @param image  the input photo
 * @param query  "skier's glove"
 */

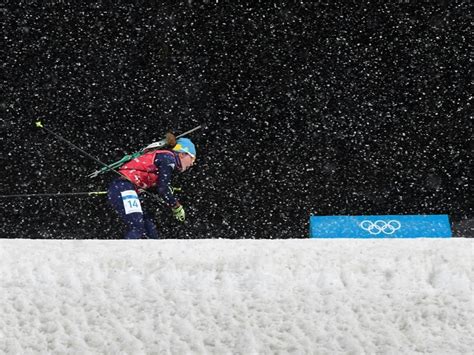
xmin=172 ymin=204 xmax=185 ymax=222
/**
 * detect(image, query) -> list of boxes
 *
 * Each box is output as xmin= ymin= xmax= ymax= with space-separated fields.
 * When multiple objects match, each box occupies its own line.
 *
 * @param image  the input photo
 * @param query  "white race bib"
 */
xmin=121 ymin=190 xmax=143 ymax=214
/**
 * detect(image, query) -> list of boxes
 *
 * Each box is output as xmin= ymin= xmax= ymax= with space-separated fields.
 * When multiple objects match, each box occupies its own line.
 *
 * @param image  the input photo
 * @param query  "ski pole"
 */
xmin=0 ymin=191 xmax=107 ymax=198
xmin=35 ymin=120 xmax=125 ymax=178
xmin=87 ymin=151 xmax=143 ymax=178
xmin=0 ymin=187 xmax=182 ymax=199
xmin=35 ymin=120 xmax=165 ymax=204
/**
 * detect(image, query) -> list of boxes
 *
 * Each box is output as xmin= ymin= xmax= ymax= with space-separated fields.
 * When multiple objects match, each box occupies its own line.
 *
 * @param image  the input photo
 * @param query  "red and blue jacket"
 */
xmin=118 ymin=150 xmax=181 ymax=207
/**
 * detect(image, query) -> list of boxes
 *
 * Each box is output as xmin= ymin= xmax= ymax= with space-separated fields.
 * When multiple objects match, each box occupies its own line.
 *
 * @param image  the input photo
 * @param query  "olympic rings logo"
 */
xmin=359 ymin=220 xmax=401 ymax=235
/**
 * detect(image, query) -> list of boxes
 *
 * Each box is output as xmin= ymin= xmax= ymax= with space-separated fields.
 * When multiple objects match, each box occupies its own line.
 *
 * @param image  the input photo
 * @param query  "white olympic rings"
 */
xmin=359 ymin=220 xmax=401 ymax=235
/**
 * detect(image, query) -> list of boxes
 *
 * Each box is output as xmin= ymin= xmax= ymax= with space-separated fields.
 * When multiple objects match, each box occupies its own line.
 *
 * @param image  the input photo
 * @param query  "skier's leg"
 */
xmin=107 ymin=178 xmax=147 ymax=239
xmin=143 ymin=211 xmax=159 ymax=239
xmin=123 ymin=213 xmax=147 ymax=239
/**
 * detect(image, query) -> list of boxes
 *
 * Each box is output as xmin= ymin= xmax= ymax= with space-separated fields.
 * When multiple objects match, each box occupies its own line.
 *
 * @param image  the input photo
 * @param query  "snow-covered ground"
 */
xmin=0 ymin=239 xmax=472 ymax=354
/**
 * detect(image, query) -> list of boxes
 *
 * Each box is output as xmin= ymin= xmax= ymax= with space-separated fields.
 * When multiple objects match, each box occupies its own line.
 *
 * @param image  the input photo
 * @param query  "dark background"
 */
xmin=2 ymin=1 xmax=472 ymax=239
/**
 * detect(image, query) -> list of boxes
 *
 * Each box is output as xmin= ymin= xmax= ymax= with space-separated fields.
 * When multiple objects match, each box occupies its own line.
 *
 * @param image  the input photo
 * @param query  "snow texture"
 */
xmin=1 ymin=239 xmax=472 ymax=354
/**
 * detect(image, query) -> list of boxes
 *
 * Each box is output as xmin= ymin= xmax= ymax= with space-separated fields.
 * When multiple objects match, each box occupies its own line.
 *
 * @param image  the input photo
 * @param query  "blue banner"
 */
xmin=309 ymin=215 xmax=451 ymax=238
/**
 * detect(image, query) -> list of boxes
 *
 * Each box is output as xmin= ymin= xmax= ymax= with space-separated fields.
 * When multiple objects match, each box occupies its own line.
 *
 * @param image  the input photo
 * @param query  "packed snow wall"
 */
xmin=1 ymin=239 xmax=472 ymax=354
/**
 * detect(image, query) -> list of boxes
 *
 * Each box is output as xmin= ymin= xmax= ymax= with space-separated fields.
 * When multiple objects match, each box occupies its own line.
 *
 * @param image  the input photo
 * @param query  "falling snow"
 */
xmin=2 ymin=2 xmax=472 ymax=239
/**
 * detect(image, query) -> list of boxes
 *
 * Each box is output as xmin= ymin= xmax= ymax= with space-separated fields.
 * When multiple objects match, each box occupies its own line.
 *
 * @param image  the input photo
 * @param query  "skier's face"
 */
xmin=179 ymin=153 xmax=195 ymax=172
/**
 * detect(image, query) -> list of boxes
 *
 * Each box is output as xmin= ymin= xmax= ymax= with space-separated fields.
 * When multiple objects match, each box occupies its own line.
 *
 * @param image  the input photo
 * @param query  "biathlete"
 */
xmin=107 ymin=134 xmax=196 ymax=239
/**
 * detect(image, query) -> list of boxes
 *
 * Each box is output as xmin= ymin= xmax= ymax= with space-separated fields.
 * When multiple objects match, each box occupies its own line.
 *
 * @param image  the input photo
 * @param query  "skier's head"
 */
xmin=173 ymin=138 xmax=196 ymax=172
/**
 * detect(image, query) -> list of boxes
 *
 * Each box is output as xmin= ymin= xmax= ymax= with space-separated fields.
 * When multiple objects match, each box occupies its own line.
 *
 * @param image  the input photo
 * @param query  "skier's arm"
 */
xmin=154 ymin=155 xmax=179 ymax=207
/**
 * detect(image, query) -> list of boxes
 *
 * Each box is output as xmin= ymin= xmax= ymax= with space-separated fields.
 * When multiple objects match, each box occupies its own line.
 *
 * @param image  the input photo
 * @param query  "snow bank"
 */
xmin=0 ymin=239 xmax=472 ymax=354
